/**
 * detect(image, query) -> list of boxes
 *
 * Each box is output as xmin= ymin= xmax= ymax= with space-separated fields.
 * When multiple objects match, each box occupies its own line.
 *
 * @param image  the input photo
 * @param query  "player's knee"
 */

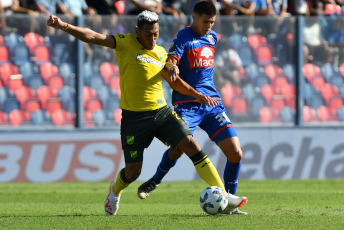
xmin=168 ymin=147 xmax=183 ymax=160
xmin=177 ymin=135 xmax=201 ymax=157
xmin=125 ymin=165 xmax=142 ymax=182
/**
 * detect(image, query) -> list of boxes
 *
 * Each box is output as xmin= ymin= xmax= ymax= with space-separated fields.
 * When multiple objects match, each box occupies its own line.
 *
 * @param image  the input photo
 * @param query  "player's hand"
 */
xmin=47 ymin=15 xmax=67 ymax=30
xmin=196 ymin=94 xmax=218 ymax=107
xmin=168 ymin=65 xmax=179 ymax=82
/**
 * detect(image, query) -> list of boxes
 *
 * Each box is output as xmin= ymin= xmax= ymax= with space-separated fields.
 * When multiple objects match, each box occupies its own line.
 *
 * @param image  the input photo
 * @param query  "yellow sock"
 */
xmin=112 ymin=168 xmax=131 ymax=196
xmin=193 ymin=153 xmax=226 ymax=192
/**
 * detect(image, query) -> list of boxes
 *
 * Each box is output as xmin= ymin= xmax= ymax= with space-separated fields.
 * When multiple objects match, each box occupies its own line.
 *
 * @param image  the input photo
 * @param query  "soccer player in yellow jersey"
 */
xmin=47 ymin=10 xmax=244 ymax=216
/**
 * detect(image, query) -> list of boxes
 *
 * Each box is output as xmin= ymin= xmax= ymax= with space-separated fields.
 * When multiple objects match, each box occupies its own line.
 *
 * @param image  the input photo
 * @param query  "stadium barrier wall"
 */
xmin=1 ymin=127 xmax=343 ymax=183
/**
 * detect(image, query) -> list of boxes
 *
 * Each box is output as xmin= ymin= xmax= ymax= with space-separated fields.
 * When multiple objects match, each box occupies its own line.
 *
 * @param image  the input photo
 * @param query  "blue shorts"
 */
xmin=174 ymin=101 xmax=238 ymax=143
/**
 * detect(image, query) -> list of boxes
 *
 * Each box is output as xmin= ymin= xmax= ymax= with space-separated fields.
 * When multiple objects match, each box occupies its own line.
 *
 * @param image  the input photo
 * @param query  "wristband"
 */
xmin=168 ymin=64 xmax=177 ymax=70
xmin=62 ymin=23 xmax=69 ymax=31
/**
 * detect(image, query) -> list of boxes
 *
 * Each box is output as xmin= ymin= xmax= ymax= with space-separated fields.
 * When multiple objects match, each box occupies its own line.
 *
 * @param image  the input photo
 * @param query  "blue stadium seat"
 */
xmin=105 ymin=97 xmax=120 ymax=120
xmin=229 ymin=33 xmax=247 ymax=50
xmin=321 ymin=63 xmax=337 ymax=82
xmin=52 ymin=43 xmax=70 ymax=66
xmin=249 ymin=94 xmax=266 ymax=118
xmin=28 ymin=74 xmax=44 ymax=91
xmin=308 ymin=93 xmax=325 ymax=109
xmin=93 ymin=109 xmax=106 ymax=126
xmin=283 ymin=64 xmax=295 ymax=83
xmin=4 ymin=98 xmax=20 ymax=114
xmin=330 ymin=74 xmax=344 ymax=87
xmin=20 ymin=61 xmax=39 ymax=84
xmin=96 ymin=85 xmax=110 ymax=108
xmin=279 ymin=106 xmax=295 ymax=123
xmin=0 ymin=86 xmax=12 ymax=106
xmin=237 ymin=43 xmax=255 ymax=66
xmin=31 ymin=109 xmax=45 ymax=125
xmin=59 ymin=63 xmax=75 ymax=83
xmin=242 ymin=83 xmax=256 ymax=102
xmin=245 ymin=63 xmax=262 ymax=81
xmin=253 ymin=75 xmax=270 ymax=88
xmin=89 ymin=75 xmax=105 ymax=90
xmin=4 ymin=32 xmax=24 ymax=50
xmin=58 ymin=85 xmax=75 ymax=107
xmin=12 ymin=44 xmax=30 ymax=66
xmin=337 ymin=106 xmax=344 ymax=121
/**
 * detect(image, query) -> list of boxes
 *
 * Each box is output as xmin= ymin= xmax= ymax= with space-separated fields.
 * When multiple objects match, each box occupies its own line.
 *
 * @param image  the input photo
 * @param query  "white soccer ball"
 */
xmin=199 ymin=186 xmax=228 ymax=215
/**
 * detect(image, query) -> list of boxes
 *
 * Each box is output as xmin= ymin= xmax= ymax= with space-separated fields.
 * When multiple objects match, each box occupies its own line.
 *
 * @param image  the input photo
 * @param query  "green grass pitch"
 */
xmin=0 ymin=179 xmax=343 ymax=229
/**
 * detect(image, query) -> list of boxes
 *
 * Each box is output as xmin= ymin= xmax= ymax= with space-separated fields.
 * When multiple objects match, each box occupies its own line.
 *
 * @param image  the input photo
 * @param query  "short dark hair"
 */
xmin=194 ymin=1 xmax=217 ymax=17
xmin=136 ymin=10 xmax=160 ymax=28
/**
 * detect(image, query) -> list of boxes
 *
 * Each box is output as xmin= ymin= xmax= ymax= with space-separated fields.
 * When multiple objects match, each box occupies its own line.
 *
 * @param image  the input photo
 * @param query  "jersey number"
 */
xmin=215 ymin=112 xmax=230 ymax=126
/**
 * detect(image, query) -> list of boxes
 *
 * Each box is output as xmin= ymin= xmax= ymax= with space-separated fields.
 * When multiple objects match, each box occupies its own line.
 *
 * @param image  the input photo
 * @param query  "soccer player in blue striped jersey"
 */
xmin=138 ymin=0 xmax=248 ymax=214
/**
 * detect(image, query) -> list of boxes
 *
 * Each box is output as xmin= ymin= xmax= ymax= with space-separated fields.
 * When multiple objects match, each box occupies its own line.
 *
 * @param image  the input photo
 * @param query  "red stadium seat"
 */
xmin=109 ymin=75 xmax=121 ymax=98
xmin=303 ymin=106 xmax=318 ymax=123
xmin=273 ymin=76 xmax=289 ymax=93
xmin=281 ymin=84 xmax=296 ymax=108
xmin=46 ymin=98 xmax=62 ymax=115
xmin=328 ymin=95 xmax=343 ymax=117
xmin=260 ymin=84 xmax=274 ymax=105
xmin=303 ymin=63 xmax=321 ymax=83
xmin=0 ymin=63 xmax=20 ymax=87
xmin=37 ymin=85 xmax=52 ymax=109
xmin=231 ymin=96 xmax=247 ymax=115
xmin=0 ymin=45 xmax=9 ymax=63
xmin=256 ymin=44 xmax=273 ymax=66
xmin=24 ymin=32 xmax=46 ymax=54
xmin=83 ymin=86 xmax=98 ymax=107
xmin=221 ymin=84 xmax=242 ymax=107
xmin=9 ymin=109 xmax=25 ymax=126
xmin=247 ymin=34 xmax=267 ymax=52
xmin=321 ymin=83 xmax=339 ymax=105
xmin=25 ymin=98 xmax=41 ymax=115
xmin=40 ymin=62 xmax=60 ymax=84
xmin=271 ymin=96 xmax=287 ymax=117
xmin=14 ymin=85 xmax=36 ymax=107
xmin=114 ymin=108 xmax=122 ymax=125
xmin=339 ymin=63 xmax=344 ymax=76
xmin=259 ymin=106 xmax=273 ymax=123
xmin=8 ymin=77 xmax=24 ymax=92
xmin=0 ymin=111 xmax=9 ymax=124
xmin=317 ymin=106 xmax=330 ymax=121
xmin=48 ymin=75 xmax=64 ymax=96
xmin=51 ymin=109 xmax=72 ymax=126
xmin=86 ymin=98 xmax=102 ymax=113
xmin=100 ymin=62 xmax=120 ymax=84
xmin=0 ymin=34 xmax=4 ymax=44
xmin=33 ymin=45 xmax=50 ymax=64
xmin=264 ymin=64 xmax=283 ymax=82
xmin=311 ymin=75 xmax=326 ymax=91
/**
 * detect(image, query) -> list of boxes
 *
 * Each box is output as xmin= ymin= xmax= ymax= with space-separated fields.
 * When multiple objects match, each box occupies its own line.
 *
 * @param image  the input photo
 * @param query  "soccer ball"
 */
xmin=199 ymin=186 xmax=228 ymax=215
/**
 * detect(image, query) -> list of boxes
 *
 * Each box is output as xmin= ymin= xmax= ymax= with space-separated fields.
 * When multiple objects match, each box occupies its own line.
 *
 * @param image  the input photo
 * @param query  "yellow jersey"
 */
xmin=113 ymin=33 xmax=168 ymax=111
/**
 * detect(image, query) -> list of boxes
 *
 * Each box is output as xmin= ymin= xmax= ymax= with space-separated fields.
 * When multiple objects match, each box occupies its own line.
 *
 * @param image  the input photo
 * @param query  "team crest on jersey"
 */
xmin=130 ymin=151 xmax=138 ymax=158
xmin=127 ymin=136 xmax=134 ymax=145
xmin=118 ymin=34 xmax=125 ymax=38
xmin=207 ymin=35 xmax=214 ymax=44
xmin=187 ymin=46 xmax=215 ymax=69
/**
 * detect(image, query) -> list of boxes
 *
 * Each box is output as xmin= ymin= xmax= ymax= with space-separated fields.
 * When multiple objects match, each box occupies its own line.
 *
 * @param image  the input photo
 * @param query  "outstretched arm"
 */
xmin=162 ymin=57 xmax=218 ymax=107
xmin=46 ymin=15 xmax=115 ymax=49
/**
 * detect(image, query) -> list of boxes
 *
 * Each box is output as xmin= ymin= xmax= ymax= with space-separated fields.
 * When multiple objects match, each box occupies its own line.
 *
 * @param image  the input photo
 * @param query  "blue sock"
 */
xmin=223 ymin=161 xmax=241 ymax=195
xmin=152 ymin=149 xmax=177 ymax=184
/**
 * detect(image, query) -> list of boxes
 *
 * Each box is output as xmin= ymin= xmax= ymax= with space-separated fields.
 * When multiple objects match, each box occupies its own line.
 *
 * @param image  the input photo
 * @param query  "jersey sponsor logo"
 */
xmin=193 ymin=38 xmax=199 ymax=43
xmin=127 ymin=136 xmax=134 ymax=145
xmin=136 ymin=54 xmax=165 ymax=68
xmin=187 ymin=46 xmax=215 ymax=69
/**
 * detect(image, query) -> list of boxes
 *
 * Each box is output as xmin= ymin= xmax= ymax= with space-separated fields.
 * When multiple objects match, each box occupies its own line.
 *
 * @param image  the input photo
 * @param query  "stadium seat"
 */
xmin=100 ymin=62 xmax=120 ymax=85
xmin=0 ymin=45 xmax=10 ymax=64
xmin=0 ymin=86 xmax=11 ymax=105
xmin=308 ymin=93 xmax=325 ymax=110
xmin=237 ymin=43 xmax=255 ymax=66
xmin=46 ymin=98 xmax=63 ymax=115
xmin=28 ymin=74 xmax=44 ymax=92
xmin=40 ymin=62 xmax=60 ymax=84
xmin=86 ymin=98 xmax=102 ymax=113
xmin=59 ymin=63 xmax=75 ymax=85
xmin=221 ymin=84 xmax=241 ymax=107
xmin=317 ymin=106 xmax=330 ymax=122
xmin=0 ymin=110 xmax=8 ymax=124
xmin=253 ymin=75 xmax=270 ymax=88
xmin=4 ymin=32 xmax=24 ymax=50
xmin=264 ymin=64 xmax=283 ymax=82
xmin=31 ymin=109 xmax=45 ymax=125
xmin=260 ymin=84 xmax=274 ymax=105
xmin=58 ymin=85 xmax=75 ymax=106
xmin=93 ymin=109 xmax=106 ymax=126
xmin=89 ymin=74 xmax=105 ymax=90
xmin=283 ymin=64 xmax=295 ymax=83
xmin=11 ymin=44 xmax=30 ymax=66
xmin=303 ymin=63 xmax=321 ymax=83
xmin=281 ymin=84 xmax=296 ymax=108
xmin=303 ymin=106 xmax=317 ymax=123
xmin=247 ymin=33 xmax=267 ymax=52
xmin=25 ymin=98 xmax=41 ymax=116
xmin=337 ymin=106 xmax=344 ymax=121
xmin=320 ymin=83 xmax=339 ymax=105
xmin=330 ymin=74 xmax=344 ymax=87
xmin=24 ymin=32 xmax=46 ymax=54
xmin=19 ymin=61 xmax=39 ymax=84
xmin=249 ymin=94 xmax=266 ymax=118
xmin=273 ymin=76 xmax=289 ymax=93
xmin=321 ymin=63 xmax=337 ymax=82
xmin=311 ymin=75 xmax=326 ymax=91
xmin=114 ymin=108 xmax=122 ymax=125
xmin=14 ymin=85 xmax=35 ymax=108
xmin=96 ymin=85 xmax=110 ymax=107
xmin=52 ymin=43 xmax=70 ymax=65
xmin=9 ymin=109 xmax=25 ymax=126
xmin=51 ymin=109 xmax=72 ymax=126
xmin=328 ymin=95 xmax=343 ymax=117
xmin=3 ymin=98 xmax=20 ymax=114
xmin=231 ymin=95 xmax=248 ymax=116
xmin=271 ymin=96 xmax=287 ymax=117
xmin=0 ymin=63 xmax=20 ymax=87
xmin=48 ymin=75 xmax=64 ymax=96
xmin=109 ymin=75 xmax=121 ymax=98
xmin=83 ymin=86 xmax=98 ymax=107
xmin=242 ymin=84 xmax=256 ymax=102
xmin=279 ymin=106 xmax=294 ymax=123
xmin=256 ymin=44 xmax=274 ymax=66
xmin=105 ymin=96 xmax=120 ymax=120
xmin=37 ymin=85 xmax=52 ymax=109
xmin=229 ymin=33 xmax=247 ymax=50
xmin=340 ymin=63 xmax=344 ymax=76
xmin=8 ymin=76 xmax=24 ymax=92
xmin=259 ymin=106 xmax=273 ymax=123
xmin=33 ymin=45 xmax=50 ymax=65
